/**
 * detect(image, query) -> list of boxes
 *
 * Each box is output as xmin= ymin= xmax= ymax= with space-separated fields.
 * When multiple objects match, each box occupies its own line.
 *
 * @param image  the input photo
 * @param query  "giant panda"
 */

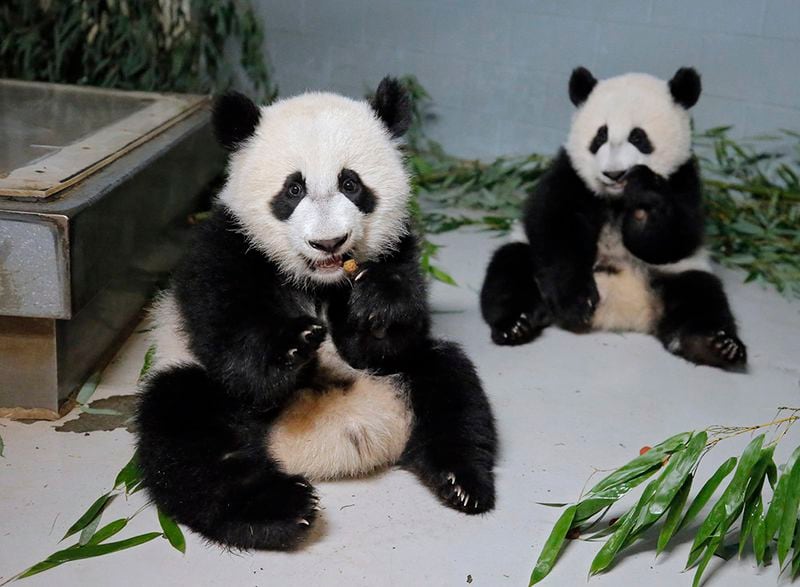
xmin=135 ymin=78 xmax=497 ymax=551
xmin=480 ymin=67 xmax=747 ymax=370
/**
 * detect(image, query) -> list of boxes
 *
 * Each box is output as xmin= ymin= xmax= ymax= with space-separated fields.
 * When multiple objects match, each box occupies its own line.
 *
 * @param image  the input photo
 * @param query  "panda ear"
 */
xmin=212 ymin=92 xmax=261 ymax=151
xmin=668 ymin=67 xmax=702 ymax=109
xmin=569 ymin=66 xmax=597 ymax=107
xmin=370 ymin=77 xmax=412 ymax=138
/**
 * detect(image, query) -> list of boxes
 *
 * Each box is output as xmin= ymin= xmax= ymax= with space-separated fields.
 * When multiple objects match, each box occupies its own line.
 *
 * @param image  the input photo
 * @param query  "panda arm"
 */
xmin=621 ymin=160 xmax=704 ymax=264
xmin=173 ymin=212 xmax=322 ymax=407
xmin=523 ymin=153 xmax=603 ymax=328
xmin=327 ymin=230 xmax=431 ymax=373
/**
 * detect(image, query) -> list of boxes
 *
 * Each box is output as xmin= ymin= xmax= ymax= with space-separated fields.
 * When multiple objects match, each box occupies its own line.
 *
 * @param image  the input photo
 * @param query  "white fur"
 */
xmin=147 ymin=292 xmax=197 ymax=372
xmin=219 ymin=92 xmax=411 ymax=285
xmin=566 ymin=73 xmax=693 ymax=196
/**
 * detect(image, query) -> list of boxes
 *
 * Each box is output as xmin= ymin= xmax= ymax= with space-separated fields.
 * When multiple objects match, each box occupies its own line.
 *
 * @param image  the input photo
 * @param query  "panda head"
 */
xmin=565 ymin=66 xmax=701 ymax=196
xmin=214 ymin=77 xmax=412 ymax=285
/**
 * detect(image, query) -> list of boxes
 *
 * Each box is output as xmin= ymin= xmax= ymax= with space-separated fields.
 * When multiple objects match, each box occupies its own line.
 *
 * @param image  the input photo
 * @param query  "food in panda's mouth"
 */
xmin=342 ymin=258 xmax=359 ymax=275
xmin=480 ymin=65 xmax=747 ymax=371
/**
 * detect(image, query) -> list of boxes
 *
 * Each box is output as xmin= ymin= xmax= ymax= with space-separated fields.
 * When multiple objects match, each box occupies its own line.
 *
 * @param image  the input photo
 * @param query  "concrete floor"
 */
xmin=1 ymin=228 xmax=799 ymax=587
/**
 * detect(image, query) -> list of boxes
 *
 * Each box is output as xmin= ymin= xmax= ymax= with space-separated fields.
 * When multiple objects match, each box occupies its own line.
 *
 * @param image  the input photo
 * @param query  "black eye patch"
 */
xmin=338 ymin=169 xmax=376 ymax=214
xmin=589 ymin=125 xmax=608 ymax=154
xmin=271 ymin=171 xmax=306 ymax=221
xmin=628 ymin=127 xmax=654 ymax=154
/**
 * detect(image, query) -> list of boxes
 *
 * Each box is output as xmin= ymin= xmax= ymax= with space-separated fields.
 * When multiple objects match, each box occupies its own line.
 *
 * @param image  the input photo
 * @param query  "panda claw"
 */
xmin=298 ymin=518 xmax=310 ymax=526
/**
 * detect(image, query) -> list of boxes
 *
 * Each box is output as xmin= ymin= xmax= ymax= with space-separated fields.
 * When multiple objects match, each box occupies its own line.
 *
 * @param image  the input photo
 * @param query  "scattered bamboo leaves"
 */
xmin=62 ymin=493 xmax=115 ymax=541
xmin=530 ymin=408 xmax=800 ymax=585
xmin=8 ymin=452 xmax=184 ymax=583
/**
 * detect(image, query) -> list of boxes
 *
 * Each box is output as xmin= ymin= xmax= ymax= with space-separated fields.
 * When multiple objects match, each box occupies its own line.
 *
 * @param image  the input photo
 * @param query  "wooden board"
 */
xmin=0 ymin=79 xmax=208 ymax=199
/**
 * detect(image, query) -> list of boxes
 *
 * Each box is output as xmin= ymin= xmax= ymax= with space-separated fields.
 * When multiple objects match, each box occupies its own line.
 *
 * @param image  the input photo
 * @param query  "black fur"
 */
xmin=136 ymin=206 xmax=497 ymax=550
xmin=481 ymin=149 xmax=747 ymax=370
xmin=370 ymin=76 xmax=412 ymax=138
xmin=338 ymin=168 xmax=376 ymax=214
xmin=569 ymin=66 xmax=597 ymax=106
xmin=213 ymin=92 xmax=262 ymax=150
xmin=668 ymin=67 xmax=702 ymax=109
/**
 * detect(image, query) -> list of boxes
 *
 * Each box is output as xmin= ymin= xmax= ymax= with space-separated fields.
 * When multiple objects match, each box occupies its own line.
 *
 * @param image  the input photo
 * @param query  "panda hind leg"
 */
xmin=400 ymin=340 xmax=497 ymax=514
xmin=480 ymin=242 xmax=551 ymax=346
xmin=653 ymin=270 xmax=747 ymax=370
xmin=135 ymin=364 xmax=320 ymax=550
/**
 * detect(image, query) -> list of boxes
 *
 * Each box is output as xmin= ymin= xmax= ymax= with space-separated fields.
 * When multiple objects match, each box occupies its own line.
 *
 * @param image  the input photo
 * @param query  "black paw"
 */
xmin=554 ymin=286 xmax=599 ymax=332
xmin=240 ymin=475 xmax=320 ymax=547
xmin=436 ymin=468 xmax=495 ymax=515
xmin=348 ymin=269 xmax=423 ymax=338
xmin=672 ymin=330 xmax=747 ymax=370
xmin=282 ymin=317 xmax=327 ymax=368
xmin=624 ymin=165 xmax=662 ymax=192
xmin=491 ymin=312 xmax=541 ymax=346
xmin=710 ymin=330 xmax=748 ymax=366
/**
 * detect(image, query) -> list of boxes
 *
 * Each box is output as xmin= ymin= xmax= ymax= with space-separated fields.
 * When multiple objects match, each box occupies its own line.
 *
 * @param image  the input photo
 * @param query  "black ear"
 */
xmin=569 ymin=66 xmax=597 ymax=106
xmin=668 ymin=67 xmax=701 ymax=109
xmin=212 ymin=92 xmax=261 ymax=150
xmin=370 ymin=77 xmax=412 ymax=138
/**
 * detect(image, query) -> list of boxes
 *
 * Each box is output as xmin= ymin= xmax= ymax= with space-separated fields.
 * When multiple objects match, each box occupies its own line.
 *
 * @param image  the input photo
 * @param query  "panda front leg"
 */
xmin=653 ymin=270 xmax=747 ymax=370
xmin=400 ymin=340 xmax=497 ymax=514
xmin=481 ymin=242 xmax=551 ymax=345
xmin=135 ymin=365 xmax=322 ymax=551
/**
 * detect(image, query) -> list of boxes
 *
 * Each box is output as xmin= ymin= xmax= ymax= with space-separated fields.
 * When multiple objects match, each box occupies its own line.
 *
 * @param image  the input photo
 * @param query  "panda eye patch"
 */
xmin=271 ymin=171 xmax=306 ymax=221
xmin=589 ymin=125 xmax=608 ymax=154
xmin=628 ymin=127 xmax=654 ymax=154
xmin=338 ymin=168 xmax=376 ymax=214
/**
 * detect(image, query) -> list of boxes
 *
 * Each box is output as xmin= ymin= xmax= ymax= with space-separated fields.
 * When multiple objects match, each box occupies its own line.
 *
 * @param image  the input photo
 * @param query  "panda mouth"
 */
xmin=313 ymin=254 xmax=344 ymax=271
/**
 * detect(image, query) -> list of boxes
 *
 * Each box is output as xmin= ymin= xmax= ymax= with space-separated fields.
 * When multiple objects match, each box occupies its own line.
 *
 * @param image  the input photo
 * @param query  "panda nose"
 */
xmin=308 ymin=234 xmax=349 ymax=254
xmin=603 ymin=170 xmax=627 ymax=181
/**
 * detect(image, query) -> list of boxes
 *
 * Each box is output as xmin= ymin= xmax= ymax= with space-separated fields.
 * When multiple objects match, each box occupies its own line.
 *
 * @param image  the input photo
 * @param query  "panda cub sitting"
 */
xmin=481 ymin=67 xmax=747 ymax=370
xmin=135 ymin=78 xmax=497 ymax=550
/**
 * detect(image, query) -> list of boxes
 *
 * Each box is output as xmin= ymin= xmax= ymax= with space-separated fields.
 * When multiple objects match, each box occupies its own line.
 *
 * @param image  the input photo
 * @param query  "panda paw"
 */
xmin=670 ymin=329 xmax=747 ymax=370
xmin=709 ymin=330 xmax=748 ymax=366
xmin=554 ymin=286 xmax=599 ymax=332
xmin=490 ymin=312 xmax=543 ymax=346
xmin=281 ymin=316 xmax=327 ymax=368
xmin=436 ymin=468 xmax=495 ymax=515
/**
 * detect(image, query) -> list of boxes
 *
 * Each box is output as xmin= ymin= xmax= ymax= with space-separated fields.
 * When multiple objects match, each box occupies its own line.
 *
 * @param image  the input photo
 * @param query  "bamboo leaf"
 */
xmin=114 ymin=453 xmax=141 ymax=493
xmin=657 ymin=474 xmax=693 ymax=554
xmin=692 ymin=532 xmax=723 ymax=587
xmin=678 ymin=457 xmax=737 ymax=532
xmin=589 ymin=479 xmax=659 ymax=576
xmin=62 ymin=493 xmax=115 ymax=541
xmin=529 ymin=505 xmax=577 ymax=585
xmin=79 ymin=513 xmax=102 ymax=546
xmin=17 ymin=533 xmax=163 ymax=579
xmin=86 ymin=519 xmax=128 ymax=546
xmin=765 ymin=446 xmax=800 ymax=547
xmin=688 ymin=435 xmax=765 ymax=563
xmin=157 ymin=509 xmax=186 ymax=554
xmin=778 ymin=448 xmax=800 ymax=565
xmin=648 ymin=432 xmax=707 ymax=519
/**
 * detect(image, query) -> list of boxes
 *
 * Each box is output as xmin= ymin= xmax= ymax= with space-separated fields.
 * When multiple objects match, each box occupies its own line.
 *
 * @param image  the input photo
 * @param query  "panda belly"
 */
xmin=590 ymin=223 xmax=662 ymax=333
xmin=267 ymin=338 xmax=412 ymax=481
xmin=149 ymin=292 xmax=413 ymax=481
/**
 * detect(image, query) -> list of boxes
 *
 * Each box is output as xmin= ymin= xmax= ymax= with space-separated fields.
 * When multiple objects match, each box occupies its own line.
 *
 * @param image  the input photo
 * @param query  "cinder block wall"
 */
xmin=256 ymin=0 xmax=800 ymax=158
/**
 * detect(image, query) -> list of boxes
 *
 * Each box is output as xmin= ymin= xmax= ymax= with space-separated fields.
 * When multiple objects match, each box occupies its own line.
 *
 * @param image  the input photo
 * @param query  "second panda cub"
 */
xmin=481 ymin=67 xmax=747 ymax=370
